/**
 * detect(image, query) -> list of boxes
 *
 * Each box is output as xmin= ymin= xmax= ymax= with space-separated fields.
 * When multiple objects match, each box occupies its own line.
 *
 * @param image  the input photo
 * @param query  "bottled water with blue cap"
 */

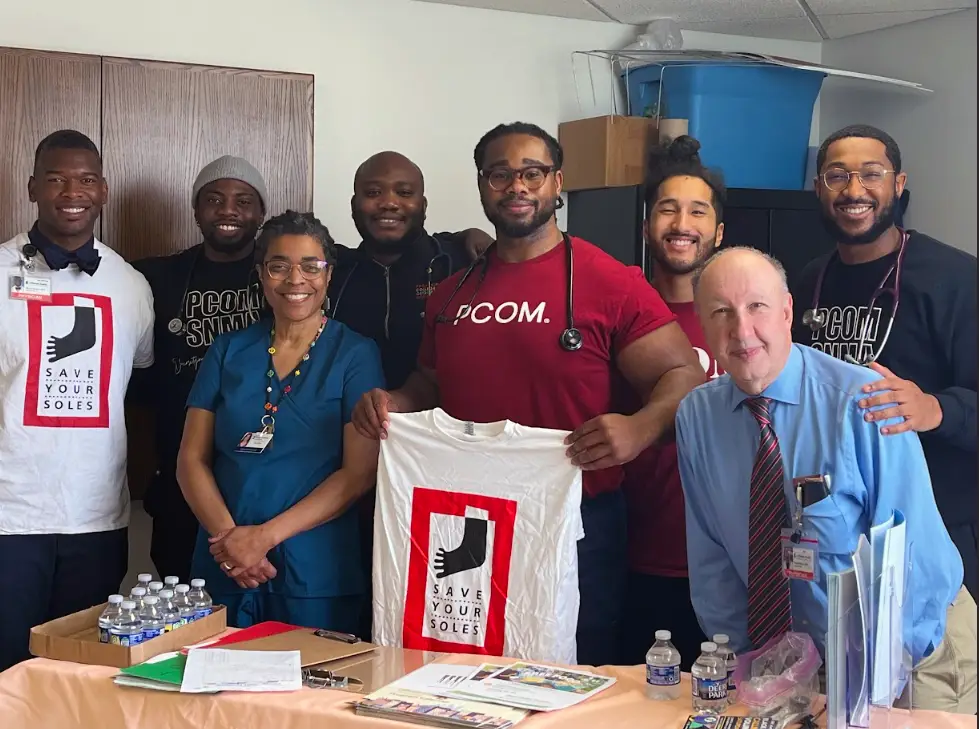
xmin=645 ymin=629 xmax=682 ymax=700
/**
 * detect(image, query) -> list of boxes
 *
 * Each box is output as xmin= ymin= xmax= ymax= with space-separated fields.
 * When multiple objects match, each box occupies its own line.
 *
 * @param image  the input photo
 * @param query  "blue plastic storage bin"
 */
xmin=621 ymin=62 xmax=826 ymax=190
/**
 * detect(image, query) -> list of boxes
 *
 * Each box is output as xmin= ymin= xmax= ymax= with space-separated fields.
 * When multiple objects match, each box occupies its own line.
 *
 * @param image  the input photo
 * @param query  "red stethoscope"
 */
xmin=801 ymin=230 xmax=909 ymax=366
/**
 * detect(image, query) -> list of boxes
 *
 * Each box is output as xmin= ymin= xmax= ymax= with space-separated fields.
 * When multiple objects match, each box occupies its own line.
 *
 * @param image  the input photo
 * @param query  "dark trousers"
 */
xmin=356 ymin=489 xmax=376 ymax=642
xmin=949 ymin=523 xmax=978 ymax=600
xmin=146 ymin=474 xmax=200 ymax=584
xmin=149 ymin=505 xmax=200 ymax=584
xmin=576 ymin=490 xmax=628 ymax=667
xmin=618 ymin=572 xmax=706 ymax=671
xmin=0 ymin=529 xmax=128 ymax=672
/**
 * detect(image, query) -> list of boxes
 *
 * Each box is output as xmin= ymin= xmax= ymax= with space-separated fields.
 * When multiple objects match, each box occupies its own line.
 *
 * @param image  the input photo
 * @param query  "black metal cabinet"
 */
xmin=566 ymin=185 xmax=836 ymax=294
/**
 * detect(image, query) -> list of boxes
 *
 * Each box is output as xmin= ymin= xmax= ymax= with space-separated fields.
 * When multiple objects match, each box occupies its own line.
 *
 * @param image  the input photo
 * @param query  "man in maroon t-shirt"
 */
xmin=618 ymin=135 xmax=727 ymax=669
xmin=353 ymin=122 xmax=704 ymax=667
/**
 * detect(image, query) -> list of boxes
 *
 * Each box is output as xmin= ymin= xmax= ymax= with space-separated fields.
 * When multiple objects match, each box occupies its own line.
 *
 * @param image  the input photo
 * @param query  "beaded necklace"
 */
xmin=262 ymin=313 xmax=328 ymax=432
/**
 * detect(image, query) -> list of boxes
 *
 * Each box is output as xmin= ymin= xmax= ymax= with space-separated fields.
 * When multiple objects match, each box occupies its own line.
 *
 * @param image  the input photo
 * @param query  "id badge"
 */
xmin=236 ymin=431 xmax=273 ymax=454
xmin=780 ymin=529 xmax=819 ymax=581
xmin=9 ymin=271 xmax=52 ymax=302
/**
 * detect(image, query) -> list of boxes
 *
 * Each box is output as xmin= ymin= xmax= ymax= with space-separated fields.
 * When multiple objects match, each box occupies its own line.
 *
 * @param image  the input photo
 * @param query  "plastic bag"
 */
xmin=734 ymin=632 xmax=822 ymax=726
xmin=616 ymin=20 xmax=684 ymax=75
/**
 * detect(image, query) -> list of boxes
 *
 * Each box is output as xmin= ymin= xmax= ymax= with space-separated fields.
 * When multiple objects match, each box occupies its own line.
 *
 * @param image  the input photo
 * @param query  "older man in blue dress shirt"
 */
xmin=675 ymin=246 xmax=975 ymax=714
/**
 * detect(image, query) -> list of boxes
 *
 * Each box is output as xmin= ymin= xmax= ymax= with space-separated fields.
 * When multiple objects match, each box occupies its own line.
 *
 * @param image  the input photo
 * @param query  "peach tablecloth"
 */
xmin=0 ymin=648 xmax=974 ymax=729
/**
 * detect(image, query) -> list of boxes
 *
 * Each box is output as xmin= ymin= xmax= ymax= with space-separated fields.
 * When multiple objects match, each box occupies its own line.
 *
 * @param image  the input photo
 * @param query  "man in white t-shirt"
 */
xmin=0 ymin=130 xmax=154 ymax=671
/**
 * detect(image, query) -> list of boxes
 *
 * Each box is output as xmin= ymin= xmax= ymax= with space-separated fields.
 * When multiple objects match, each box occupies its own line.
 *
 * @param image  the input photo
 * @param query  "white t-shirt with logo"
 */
xmin=0 ymin=233 xmax=154 ymax=534
xmin=373 ymin=408 xmax=584 ymax=664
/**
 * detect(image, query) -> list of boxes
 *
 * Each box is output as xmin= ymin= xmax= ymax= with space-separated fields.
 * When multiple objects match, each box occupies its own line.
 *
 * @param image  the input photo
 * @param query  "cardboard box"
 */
xmin=559 ymin=115 xmax=658 ymax=192
xmin=30 ymin=603 xmax=227 ymax=669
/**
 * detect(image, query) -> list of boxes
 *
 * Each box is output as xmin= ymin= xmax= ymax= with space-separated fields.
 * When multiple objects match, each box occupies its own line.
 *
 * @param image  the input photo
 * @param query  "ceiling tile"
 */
xmin=593 ymin=0 xmax=805 ymax=24
xmin=807 ymin=0 xmax=974 ymax=13
xmin=819 ymin=9 xmax=963 ymax=38
xmin=682 ymin=16 xmax=823 ymax=42
xmin=412 ymin=0 xmax=612 ymax=22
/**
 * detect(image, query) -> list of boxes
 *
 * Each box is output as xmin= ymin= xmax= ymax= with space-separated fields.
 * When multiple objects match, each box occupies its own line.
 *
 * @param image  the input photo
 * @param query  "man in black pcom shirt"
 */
xmin=129 ymin=156 xmax=269 ymax=584
xmin=792 ymin=125 xmax=978 ymax=599
xmin=329 ymin=151 xmax=491 ymax=640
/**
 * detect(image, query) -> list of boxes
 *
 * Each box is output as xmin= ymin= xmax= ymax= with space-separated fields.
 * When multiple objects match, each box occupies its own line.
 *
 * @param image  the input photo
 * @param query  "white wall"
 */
xmin=820 ymin=10 xmax=977 ymax=254
xmin=0 ymin=0 xmax=820 ymax=244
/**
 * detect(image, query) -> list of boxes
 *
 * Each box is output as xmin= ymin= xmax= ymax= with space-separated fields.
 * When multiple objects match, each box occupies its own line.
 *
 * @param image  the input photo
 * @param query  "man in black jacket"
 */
xmin=792 ymin=125 xmax=977 ymax=598
xmin=329 ymin=151 xmax=491 ymax=640
xmin=329 ymin=151 xmax=491 ymax=389
xmin=130 ymin=155 xmax=268 ymax=583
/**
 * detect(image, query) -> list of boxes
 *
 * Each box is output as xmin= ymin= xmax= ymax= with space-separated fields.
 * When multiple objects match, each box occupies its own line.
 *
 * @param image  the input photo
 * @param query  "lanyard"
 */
xmin=261 ymin=315 xmax=327 ymax=432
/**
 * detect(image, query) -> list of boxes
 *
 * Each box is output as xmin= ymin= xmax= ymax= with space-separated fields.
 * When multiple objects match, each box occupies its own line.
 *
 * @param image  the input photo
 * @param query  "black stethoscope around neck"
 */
xmin=801 ymin=229 xmax=909 ymax=366
xmin=434 ymin=232 xmax=582 ymax=352
xmin=167 ymin=244 xmax=261 ymax=336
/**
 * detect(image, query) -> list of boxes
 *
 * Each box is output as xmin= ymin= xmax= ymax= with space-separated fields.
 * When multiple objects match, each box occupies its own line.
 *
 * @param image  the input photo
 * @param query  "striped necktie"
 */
xmin=744 ymin=396 xmax=793 ymax=647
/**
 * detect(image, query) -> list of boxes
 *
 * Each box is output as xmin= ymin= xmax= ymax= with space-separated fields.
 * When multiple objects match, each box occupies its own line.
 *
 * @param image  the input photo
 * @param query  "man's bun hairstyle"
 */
xmin=644 ymin=135 xmax=726 ymax=223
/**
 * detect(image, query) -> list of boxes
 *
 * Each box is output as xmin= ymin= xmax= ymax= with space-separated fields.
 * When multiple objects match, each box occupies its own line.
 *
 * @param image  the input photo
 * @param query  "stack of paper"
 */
xmin=354 ymin=660 xmax=616 ymax=727
xmin=826 ymin=509 xmax=908 ymax=729
xmin=114 ymin=648 xmax=303 ymax=694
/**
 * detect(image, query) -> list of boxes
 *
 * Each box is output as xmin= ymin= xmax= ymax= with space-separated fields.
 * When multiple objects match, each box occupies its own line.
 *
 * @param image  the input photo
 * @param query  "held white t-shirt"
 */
xmin=373 ymin=408 xmax=584 ymax=665
xmin=0 ymin=233 xmax=154 ymax=534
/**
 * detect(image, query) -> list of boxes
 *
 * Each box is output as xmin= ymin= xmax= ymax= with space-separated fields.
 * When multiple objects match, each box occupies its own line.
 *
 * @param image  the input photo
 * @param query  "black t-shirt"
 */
xmin=131 ymin=245 xmax=261 ymax=510
xmin=328 ymin=231 xmax=472 ymax=390
xmin=792 ymin=231 xmax=978 ymax=528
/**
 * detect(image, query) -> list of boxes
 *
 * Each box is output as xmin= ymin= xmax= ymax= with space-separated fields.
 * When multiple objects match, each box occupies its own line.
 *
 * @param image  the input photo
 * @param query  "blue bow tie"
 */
xmin=28 ymin=224 xmax=101 ymax=276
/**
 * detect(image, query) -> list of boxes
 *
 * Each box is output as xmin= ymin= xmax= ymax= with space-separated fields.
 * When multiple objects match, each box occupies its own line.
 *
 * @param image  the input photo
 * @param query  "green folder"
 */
xmin=118 ymin=653 xmax=187 ymax=687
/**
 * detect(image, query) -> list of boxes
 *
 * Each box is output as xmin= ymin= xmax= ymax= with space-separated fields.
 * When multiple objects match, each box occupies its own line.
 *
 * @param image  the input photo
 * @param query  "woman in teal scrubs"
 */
xmin=176 ymin=210 xmax=384 ymax=631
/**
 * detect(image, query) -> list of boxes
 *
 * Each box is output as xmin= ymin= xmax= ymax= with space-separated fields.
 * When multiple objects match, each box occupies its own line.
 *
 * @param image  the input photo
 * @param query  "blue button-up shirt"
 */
xmin=676 ymin=344 xmax=963 ymax=665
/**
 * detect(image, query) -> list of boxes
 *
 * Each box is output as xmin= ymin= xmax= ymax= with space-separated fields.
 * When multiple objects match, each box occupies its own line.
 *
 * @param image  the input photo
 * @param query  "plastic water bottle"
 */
xmin=109 ymin=601 xmax=144 ymax=647
xmin=148 ymin=581 xmax=164 ymax=597
xmin=98 ymin=595 xmax=124 ymax=644
xmin=158 ymin=589 xmax=182 ymax=632
xmin=713 ymin=633 xmax=738 ymax=705
xmin=136 ymin=573 xmax=153 ymax=590
xmin=173 ymin=584 xmax=195 ymax=626
xmin=188 ymin=579 xmax=213 ymax=620
xmin=645 ymin=629 xmax=682 ymax=700
xmin=140 ymin=596 xmax=165 ymax=641
xmin=691 ymin=641 xmax=728 ymax=714
xmin=129 ymin=586 xmax=147 ymax=613
xmin=164 ymin=575 xmax=180 ymax=592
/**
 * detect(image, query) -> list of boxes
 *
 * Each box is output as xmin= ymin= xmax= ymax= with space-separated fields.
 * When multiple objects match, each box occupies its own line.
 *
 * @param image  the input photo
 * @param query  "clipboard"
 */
xmin=218 ymin=627 xmax=377 ymax=667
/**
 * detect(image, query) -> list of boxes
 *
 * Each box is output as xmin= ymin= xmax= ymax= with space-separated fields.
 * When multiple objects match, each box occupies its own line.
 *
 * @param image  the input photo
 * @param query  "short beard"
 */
xmin=820 ymin=195 xmax=897 ymax=245
xmin=485 ymin=196 xmax=557 ymax=239
xmin=353 ymin=212 xmax=426 ymax=252
xmin=202 ymin=224 xmax=259 ymax=256
xmin=650 ymin=233 xmax=717 ymax=275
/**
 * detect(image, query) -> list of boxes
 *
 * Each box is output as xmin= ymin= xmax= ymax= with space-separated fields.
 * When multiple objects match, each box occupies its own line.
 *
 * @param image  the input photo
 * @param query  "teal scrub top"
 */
xmin=186 ymin=318 xmax=385 ymax=598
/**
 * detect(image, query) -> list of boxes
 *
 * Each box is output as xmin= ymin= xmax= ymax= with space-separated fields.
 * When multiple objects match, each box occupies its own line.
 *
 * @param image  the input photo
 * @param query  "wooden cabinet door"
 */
xmin=100 ymin=57 xmax=314 ymax=501
xmin=100 ymin=57 xmax=314 ymax=261
xmin=0 ymin=48 xmax=101 ymax=244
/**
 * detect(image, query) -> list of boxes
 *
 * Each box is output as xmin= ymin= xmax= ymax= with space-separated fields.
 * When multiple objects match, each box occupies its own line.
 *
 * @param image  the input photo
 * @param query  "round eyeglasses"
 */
xmin=480 ymin=165 xmax=555 ymax=191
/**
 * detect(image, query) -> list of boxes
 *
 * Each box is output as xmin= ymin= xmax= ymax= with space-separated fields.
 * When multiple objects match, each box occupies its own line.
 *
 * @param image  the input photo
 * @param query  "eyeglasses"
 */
xmin=264 ymin=260 xmax=330 ymax=280
xmin=480 ymin=165 xmax=555 ymax=191
xmin=821 ymin=168 xmax=894 ymax=193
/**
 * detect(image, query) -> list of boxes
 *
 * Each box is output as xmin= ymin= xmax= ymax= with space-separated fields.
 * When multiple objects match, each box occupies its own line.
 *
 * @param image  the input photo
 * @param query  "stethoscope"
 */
xmin=801 ymin=230 xmax=909 ymax=366
xmin=329 ymin=234 xmax=453 ymax=320
xmin=434 ymin=233 xmax=582 ymax=352
xmin=167 ymin=245 xmax=261 ymax=336
xmin=20 ymin=243 xmax=39 ymax=271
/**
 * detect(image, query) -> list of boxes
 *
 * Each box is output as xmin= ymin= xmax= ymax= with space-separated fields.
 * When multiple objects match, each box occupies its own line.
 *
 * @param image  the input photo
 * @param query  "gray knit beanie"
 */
xmin=192 ymin=155 xmax=269 ymax=212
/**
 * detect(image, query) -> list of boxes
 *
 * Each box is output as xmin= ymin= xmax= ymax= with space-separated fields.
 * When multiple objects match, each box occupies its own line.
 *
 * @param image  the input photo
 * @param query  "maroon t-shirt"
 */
xmin=419 ymin=237 xmax=676 ymax=499
xmin=623 ymin=300 xmax=723 ymax=576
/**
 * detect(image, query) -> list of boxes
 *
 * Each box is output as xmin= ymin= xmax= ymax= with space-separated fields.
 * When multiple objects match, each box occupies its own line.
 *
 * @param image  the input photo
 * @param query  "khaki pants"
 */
xmin=908 ymin=586 xmax=977 ymax=714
